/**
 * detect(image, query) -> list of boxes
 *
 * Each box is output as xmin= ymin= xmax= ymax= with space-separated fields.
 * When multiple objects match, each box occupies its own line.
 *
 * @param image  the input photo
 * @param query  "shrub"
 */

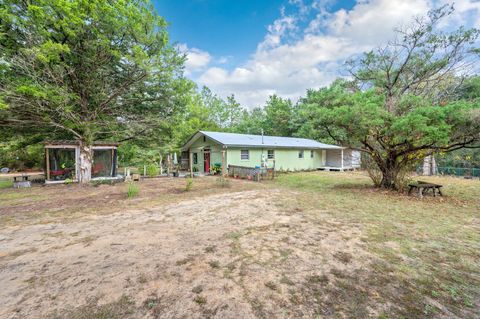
xmin=146 ymin=164 xmax=159 ymax=177
xmin=210 ymin=163 xmax=222 ymax=175
xmin=185 ymin=178 xmax=193 ymax=191
xmin=127 ymin=182 xmax=139 ymax=198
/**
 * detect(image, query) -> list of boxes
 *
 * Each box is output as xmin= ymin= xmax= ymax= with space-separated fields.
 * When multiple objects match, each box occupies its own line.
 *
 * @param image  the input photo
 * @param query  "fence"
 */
xmin=417 ymin=166 xmax=480 ymax=178
xmin=228 ymin=165 xmax=274 ymax=181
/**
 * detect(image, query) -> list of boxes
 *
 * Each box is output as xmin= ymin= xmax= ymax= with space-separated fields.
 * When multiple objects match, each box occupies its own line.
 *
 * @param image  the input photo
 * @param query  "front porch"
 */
xmin=318 ymin=148 xmax=361 ymax=171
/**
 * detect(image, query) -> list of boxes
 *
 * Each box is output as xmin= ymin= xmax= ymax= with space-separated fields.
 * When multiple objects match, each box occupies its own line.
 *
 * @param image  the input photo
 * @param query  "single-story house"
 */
xmin=181 ymin=131 xmax=360 ymax=174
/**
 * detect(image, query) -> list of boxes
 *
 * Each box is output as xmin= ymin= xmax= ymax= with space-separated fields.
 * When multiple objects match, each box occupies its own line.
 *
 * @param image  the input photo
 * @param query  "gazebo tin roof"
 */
xmin=44 ymin=140 xmax=119 ymax=147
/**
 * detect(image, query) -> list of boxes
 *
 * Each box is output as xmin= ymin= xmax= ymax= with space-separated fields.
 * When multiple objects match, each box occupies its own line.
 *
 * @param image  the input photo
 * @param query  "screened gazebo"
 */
xmin=44 ymin=141 xmax=119 ymax=183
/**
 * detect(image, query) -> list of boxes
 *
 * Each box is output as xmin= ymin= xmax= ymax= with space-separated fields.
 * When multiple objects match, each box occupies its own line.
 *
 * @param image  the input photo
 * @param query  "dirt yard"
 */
xmin=0 ymin=173 xmax=479 ymax=319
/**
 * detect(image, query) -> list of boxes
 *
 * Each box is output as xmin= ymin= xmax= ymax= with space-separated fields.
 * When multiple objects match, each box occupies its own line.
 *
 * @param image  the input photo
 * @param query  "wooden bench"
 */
xmin=408 ymin=181 xmax=443 ymax=198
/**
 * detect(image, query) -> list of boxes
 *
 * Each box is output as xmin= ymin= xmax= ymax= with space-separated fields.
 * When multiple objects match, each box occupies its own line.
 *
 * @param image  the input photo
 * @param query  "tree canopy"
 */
xmin=295 ymin=6 xmax=480 ymax=189
xmin=0 ymin=0 xmax=187 ymax=144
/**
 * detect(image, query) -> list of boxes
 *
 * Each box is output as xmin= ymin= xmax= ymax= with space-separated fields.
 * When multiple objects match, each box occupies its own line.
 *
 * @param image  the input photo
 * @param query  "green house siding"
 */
xmin=182 ymin=131 xmax=346 ymax=173
xmin=226 ymin=147 xmax=323 ymax=171
xmin=189 ymin=136 xmax=223 ymax=173
xmin=226 ymin=148 xmax=264 ymax=168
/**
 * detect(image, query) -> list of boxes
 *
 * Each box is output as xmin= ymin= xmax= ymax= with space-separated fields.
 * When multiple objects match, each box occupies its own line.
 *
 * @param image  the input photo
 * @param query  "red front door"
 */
xmin=204 ymin=151 xmax=210 ymax=173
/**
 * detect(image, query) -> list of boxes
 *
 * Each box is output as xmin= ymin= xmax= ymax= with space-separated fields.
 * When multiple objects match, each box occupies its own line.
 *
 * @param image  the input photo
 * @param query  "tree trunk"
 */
xmin=377 ymin=156 xmax=401 ymax=190
xmin=380 ymin=169 xmax=398 ymax=189
xmin=78 ymin=141 xmax=93 ymax=184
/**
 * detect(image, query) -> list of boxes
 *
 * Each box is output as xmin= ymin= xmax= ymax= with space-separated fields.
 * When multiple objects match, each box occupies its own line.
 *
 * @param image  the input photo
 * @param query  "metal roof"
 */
xmin=44 ymin=140 xmax=119 ymax=147
xmin=182 ymin=131 xmax=343 ymax=150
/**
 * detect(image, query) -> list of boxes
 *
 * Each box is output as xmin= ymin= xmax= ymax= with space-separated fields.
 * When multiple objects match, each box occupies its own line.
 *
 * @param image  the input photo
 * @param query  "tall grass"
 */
xmin=127 ymin=182 xmax=139 ymax=198
xmin=185 ymin=178 xmax=193 ymax=191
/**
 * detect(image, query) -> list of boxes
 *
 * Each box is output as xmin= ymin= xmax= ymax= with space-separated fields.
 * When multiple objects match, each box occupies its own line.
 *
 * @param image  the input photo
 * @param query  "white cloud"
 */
xmin=177 ymin=44 xmax=212 ymax=75
xmin=194 ymin=0 xmax=480 ymax=108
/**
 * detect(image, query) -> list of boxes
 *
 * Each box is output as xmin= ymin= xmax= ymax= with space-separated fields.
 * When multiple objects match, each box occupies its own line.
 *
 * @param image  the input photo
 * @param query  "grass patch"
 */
xmin=185 ymin=177 xmax=193 ymax=191
xmin=0 ymin=179 xmax=13 ymax=189
xmin=272 ymin=171 xmax=480 ymax=318
xmin=50 ymin=295 xmax=134 ymax=319
xmin=126 ymin=182 xmax=139 ymax=198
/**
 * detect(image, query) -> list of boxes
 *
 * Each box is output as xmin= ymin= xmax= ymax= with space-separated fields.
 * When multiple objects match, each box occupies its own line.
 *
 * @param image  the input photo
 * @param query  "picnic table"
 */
xmin=408 ymin=180 xmax=443 ymax=198
xmin=0 ymin=172 xmax=44 ymax=188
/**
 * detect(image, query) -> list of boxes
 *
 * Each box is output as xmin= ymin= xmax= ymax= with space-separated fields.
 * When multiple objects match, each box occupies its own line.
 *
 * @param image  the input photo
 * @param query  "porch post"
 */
xmin=45 ymin=148 xmax=50 ymax=181
xmin=341 ymin=149 xmax=344 ymax=170
xmin=189 ymin=149 xmax=193 ymax=178
xmin=222 ymin=147 xmax=226 ymax=177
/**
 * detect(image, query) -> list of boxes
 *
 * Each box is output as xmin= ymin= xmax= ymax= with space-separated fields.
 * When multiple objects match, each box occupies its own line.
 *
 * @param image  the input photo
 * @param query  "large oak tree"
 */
xmin=299 ymin=6 xmax=480 ymax=189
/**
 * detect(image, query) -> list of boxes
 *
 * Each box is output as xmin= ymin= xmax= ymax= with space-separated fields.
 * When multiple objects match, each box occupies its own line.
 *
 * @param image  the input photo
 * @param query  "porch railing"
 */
xmin=227 ymin=165 xmax=274 ymax=181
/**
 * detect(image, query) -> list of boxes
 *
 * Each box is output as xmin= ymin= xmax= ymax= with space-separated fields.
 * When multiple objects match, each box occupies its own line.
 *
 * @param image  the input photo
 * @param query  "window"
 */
xmin=241 ymin=149 xmax=249 ymax=160
xmin=193 ymin=153 xmax=198 ymax=164
xmin=203 ymin=136 xmax=206 ymax=142
xmin=267 ymin=150 xmax=275 ymax=159
xmin=298 ymin=150 xmax=304 ymax=159
xmin=310 ymin=150 xmax=314 ymax=158
xmin=92 ymin=149 xmax=115 ymax=178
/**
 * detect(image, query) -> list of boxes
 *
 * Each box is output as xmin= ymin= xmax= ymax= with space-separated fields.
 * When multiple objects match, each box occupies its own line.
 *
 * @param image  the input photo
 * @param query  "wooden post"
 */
xmin=159 ymin=154 xmax=163 ymax=175
xmin=166 ymin=154 xmax=171 ymax=177
xmin=273 ymin=159 xmax=275 ymax=179
xmin=45 ymin=148 xmax=50 ymax=181
xmin=221 ymin=149 xmax=226 ymax=177
xmin=143 ymin=165 xmax=146 ymax=177
xmin=189 ymin=150 xmax=193 ymax=178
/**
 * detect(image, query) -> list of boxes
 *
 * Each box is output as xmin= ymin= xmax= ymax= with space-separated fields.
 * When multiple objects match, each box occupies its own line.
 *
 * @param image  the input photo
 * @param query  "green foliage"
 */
xmin=210 ymin=163 xmax=222 ymax=175
xmin=296 ymin=6 xmax=480 ymax=189
xmin=263 ymin=95 xmax=296 ymax=136
xmin=185 ymin=178 xmax=193 ymax=191
xmin=437 ymin=148 xmax=480 ymax=168
xmin=0 ymin=0 xmax=186 ymax=149
xmin=127 ymin=182 xmax=139 ymax=198
xmin=0 ymin=136 xmax=44 ymax=169
xmin=146 ymin=164 xmax=159 ymax=177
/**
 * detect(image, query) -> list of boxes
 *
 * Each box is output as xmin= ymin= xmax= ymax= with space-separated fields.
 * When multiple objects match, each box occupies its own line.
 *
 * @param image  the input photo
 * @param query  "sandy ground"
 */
xmin=0 ymin=179 xmax=376 ymax=318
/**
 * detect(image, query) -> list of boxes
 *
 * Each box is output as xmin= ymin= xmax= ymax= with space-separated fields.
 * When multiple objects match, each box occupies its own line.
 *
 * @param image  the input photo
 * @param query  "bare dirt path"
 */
xmin=0 ymin=183 xmax=374 ymax=319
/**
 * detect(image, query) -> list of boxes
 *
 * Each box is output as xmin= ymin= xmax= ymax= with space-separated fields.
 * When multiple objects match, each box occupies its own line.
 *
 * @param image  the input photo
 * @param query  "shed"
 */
xmin=44 ymin=141 xmax=119 ymax=183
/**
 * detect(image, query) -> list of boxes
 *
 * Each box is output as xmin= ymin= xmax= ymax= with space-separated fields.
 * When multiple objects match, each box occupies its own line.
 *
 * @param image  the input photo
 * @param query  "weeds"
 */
xmin=50 ymin=295 xmax=134 ymax=319
xmin=208 ymin=260 xmax=220 ymax=268
xmin=185 ymin=178 xmax=193 ymax=191
xmin=192 ymin=285 xmax=203 ymax=294
xmin=126 ymin=182 xmax=139 ymax=198
xmin=193 ymin=295 xmax=207 ymax=305
xmin=216 ymin=175 xmax=230 ymax=188
xmin=264 ymin=281 xmax=278 ymax=291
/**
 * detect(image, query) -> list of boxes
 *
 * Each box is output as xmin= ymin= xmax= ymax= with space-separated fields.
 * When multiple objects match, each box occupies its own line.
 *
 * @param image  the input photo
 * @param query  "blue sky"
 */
xmin=153 ymin=0 xmax=356 ymax=67
xmin=152 ymin=0 xmax=480 ymax=108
